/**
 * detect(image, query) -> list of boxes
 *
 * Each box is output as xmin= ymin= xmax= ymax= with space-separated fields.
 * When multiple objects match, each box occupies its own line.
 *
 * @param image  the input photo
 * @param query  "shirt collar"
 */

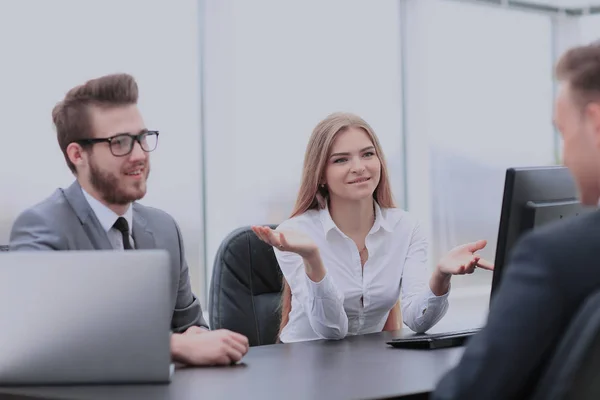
xmin=373 ymin=202 xmax=394 ymax=233
xmin=319 ymin=205 xmax=337 ymax=236
xmin=319 ymin=201 xmax=394 ymax=236
xmin=81 ymin=187 xmax=133 ymax=234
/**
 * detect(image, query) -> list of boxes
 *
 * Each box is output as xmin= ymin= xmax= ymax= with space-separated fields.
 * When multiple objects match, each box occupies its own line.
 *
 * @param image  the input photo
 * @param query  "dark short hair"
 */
xmin=52 ymin=73 xmax=139 ymax=173
xmin=556 ymin=42 xmax=600 ymax=109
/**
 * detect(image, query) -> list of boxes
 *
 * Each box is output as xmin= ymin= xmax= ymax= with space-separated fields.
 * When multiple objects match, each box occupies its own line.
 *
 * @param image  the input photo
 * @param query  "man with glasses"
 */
xmin=9 ymin=73 xmax=249 ymax=366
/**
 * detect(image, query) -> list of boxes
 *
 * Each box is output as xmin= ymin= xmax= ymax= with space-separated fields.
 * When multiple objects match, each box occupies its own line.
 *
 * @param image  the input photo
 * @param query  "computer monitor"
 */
xmin=491 ymin=166 xmax=594 ymax=298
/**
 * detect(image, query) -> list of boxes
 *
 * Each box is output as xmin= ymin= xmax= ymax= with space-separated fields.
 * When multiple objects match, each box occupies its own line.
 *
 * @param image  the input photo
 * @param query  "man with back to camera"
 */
xmin=432 ymin=42 xmax=600 ymax=399
xmin=10 ymin=73 xmax=249 ymax=366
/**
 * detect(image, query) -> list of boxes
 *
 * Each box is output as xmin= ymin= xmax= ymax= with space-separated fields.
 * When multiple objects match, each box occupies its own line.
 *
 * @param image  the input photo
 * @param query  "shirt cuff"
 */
xmin=419 ymin=284 xmax=450 ymax=316
xmin=306 ymin=273 xmax=340 ymax=300
xmin=427 ymin=283 xmax=451 ymax=300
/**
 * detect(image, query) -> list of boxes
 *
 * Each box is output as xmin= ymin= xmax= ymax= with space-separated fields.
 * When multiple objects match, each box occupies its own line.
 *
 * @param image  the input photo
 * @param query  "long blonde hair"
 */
xmin=279 ymin=112 xmax=397 ymax=335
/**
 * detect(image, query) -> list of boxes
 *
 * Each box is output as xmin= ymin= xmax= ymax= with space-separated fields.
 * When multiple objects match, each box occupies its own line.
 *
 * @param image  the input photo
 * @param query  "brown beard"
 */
xmin=88 ymin=158 xmax=149 ymax=205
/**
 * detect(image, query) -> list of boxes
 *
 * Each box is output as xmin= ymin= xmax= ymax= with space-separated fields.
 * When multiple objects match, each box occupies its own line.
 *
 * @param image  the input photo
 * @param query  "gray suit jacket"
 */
xmin=9 ymin=181 xmax=208 ymax=333
xmin=432 ymin=209 xmax=600 ymax=399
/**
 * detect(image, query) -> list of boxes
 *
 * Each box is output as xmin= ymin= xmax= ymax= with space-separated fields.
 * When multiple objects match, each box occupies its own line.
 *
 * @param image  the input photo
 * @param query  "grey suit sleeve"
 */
xmin=170 ymin=220 xmax=209 ymax=333
xmin=9 ymin=208 xmax=66 ymax=251
xmin=432 ymin=233 xmax=567 ymax=400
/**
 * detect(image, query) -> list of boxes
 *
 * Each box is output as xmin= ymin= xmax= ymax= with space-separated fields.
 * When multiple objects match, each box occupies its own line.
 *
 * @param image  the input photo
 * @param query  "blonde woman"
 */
xmin=252 ymin=112 xmax=493 ymax=343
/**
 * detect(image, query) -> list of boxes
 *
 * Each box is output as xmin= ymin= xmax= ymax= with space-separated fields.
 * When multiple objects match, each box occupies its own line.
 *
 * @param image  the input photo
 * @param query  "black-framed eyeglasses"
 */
xmin=76 ymin=130 xmax=159 ymax=157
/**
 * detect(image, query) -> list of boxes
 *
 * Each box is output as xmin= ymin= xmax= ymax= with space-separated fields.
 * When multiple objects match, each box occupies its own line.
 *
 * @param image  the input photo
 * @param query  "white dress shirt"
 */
xmin=81 ymin=188 xmax=135 ymax=250
xmin=275 ymin=203 xmax=449 ymax=343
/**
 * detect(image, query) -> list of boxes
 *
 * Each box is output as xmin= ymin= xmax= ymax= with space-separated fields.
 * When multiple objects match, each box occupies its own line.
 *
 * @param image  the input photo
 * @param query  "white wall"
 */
xmin=0 ymin=0 xmax=206 ymax=297
xmin=404 ymin=0 xmax=555 ymax=292
xmin=203 ymin=0 xmax=405 ymax=283
xmin=580 ymin=13 xmax=600 ymax=43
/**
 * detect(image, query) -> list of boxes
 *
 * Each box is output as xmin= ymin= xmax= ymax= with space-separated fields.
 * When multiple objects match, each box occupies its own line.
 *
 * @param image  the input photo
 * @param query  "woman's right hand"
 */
xmin=251 ymin=226 xmax=319 ymax=259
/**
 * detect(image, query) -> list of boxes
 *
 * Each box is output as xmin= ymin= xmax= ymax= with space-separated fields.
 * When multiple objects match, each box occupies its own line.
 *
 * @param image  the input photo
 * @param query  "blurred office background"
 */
xmin=1 ymin=0 xmax=599 ymax=319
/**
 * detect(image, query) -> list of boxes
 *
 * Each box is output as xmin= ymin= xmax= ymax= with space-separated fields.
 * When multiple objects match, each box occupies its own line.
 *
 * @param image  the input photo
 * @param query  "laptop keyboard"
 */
xmin=387 ymin=328 xmax=481 ymax=349
xmin=392 ymin=328 xmax=481 ymax=342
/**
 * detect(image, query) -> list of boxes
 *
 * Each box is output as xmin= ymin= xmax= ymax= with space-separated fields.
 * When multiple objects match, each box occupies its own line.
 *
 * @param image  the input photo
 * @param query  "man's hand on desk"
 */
xmin=171 ymin=329 xmax=249 ymax=366
xmin=183 ymin=325 xmax=209 ymax=335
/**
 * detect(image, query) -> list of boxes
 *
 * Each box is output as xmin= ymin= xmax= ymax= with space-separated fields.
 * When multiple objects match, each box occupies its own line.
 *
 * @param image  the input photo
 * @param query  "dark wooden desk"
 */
xmin=0 ymin=326 xmax=470 ymax=400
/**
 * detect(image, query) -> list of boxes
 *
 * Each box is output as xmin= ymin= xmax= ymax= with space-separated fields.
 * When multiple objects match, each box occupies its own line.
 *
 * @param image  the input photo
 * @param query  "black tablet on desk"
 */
xmin=387 ymin=328 xmax=480 ymax=350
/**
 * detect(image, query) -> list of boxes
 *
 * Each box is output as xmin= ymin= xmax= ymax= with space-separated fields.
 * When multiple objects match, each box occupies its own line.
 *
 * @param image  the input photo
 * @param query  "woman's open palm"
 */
xmin=251 ymin=226 xmax=318 ymax=259
xmin=437 ymin=239 xmax=494 ymax=275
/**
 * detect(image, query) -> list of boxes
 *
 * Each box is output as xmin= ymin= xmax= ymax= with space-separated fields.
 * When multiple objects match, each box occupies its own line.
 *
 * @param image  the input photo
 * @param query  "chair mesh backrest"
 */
xmin=209 ymin=225 xmax=283 ymax=346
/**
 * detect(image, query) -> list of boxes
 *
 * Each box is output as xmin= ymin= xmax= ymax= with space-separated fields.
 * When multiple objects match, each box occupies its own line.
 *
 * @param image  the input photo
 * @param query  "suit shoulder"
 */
xmin=506 ymin=209 xmax=600 ymax=306
xmin=133 ymin=203 xmax=178 ymax=228
xmin=521 ymin=209 xmax=600 ymax=252
xmin=10 ymin=189 xmax=73 ymax=250
xmin=13 ymin=189 xmax=71 ymax=226
xmin=511 ymin=210 xmax=600 ymax=280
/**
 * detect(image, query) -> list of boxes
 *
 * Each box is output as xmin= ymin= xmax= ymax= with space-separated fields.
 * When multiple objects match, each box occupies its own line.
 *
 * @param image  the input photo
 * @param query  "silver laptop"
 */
xmin=0 ymin=250 xmax=173 ymax=385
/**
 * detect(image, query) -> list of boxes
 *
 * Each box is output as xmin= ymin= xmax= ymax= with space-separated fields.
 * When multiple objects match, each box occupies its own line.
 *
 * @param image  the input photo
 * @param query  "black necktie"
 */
xmin=113 ymin=217 xmax=133 ymax=250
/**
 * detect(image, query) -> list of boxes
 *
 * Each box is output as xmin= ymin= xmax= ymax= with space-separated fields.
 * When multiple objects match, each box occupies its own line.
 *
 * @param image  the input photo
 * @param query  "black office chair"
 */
xmin=209 ymin=225 xmax=283 ymax=346
xmin=530 ymin=289 xmax=600 ymax=400
xmin=0 ymin=245 xmax=8 ymax=252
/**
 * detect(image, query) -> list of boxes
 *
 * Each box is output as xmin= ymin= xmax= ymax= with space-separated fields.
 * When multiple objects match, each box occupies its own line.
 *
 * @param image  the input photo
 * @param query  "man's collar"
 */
xmin=80 ymin=187 xmax=133 ymax=233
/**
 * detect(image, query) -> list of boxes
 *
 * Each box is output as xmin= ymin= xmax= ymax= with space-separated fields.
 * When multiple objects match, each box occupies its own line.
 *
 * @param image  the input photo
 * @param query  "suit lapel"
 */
xmin=62 ymin=181 xmax=113 ymax=250
xmin=132 ymin=204 xmax=156 ymax=249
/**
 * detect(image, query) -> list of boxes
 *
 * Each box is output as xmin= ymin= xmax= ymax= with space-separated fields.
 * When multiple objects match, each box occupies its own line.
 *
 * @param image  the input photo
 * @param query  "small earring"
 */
xmin=320 ymin=184 xmax=325 ymax=189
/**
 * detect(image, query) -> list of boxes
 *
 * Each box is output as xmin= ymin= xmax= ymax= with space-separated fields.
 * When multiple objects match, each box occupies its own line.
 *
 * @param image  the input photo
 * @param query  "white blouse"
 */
xmin=274 ymin=203 xmax=449 ymax=343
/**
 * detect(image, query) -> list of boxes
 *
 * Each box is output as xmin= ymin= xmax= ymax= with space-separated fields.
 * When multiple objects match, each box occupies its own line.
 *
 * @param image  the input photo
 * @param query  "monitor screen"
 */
xmin=490 ymin=166 xmax=594 ymax=298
